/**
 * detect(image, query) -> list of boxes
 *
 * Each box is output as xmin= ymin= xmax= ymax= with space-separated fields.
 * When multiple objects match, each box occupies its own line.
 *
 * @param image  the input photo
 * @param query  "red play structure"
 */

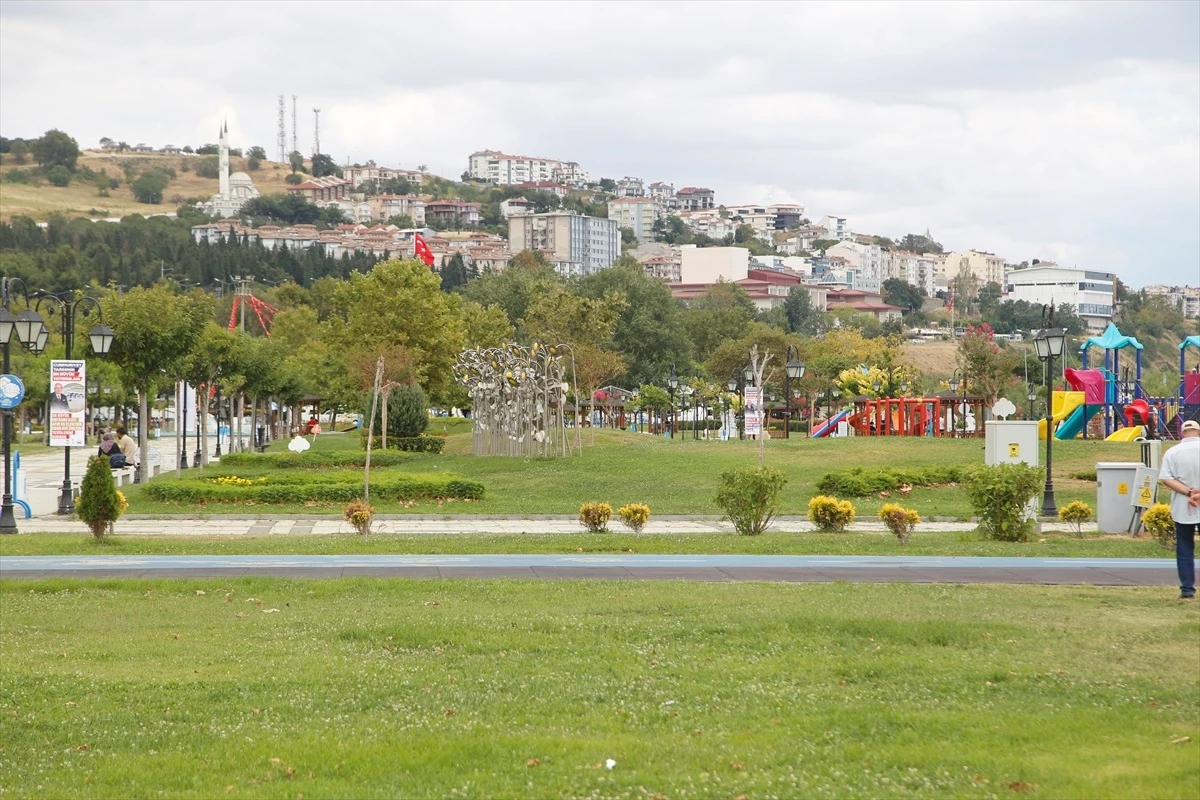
xmin=822 ymin=394 xmax=990 ymax=438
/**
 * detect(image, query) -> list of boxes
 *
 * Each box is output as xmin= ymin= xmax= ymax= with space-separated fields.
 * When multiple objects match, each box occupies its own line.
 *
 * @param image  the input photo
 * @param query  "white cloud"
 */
xmin=1 ymin=0 xmax=1197 ymax=285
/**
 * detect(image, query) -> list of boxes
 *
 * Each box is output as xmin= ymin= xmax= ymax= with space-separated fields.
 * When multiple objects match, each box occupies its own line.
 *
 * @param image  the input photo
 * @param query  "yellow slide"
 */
xmin=1037 ymin=391 xmax=1085 ymax=440
xmin=1105 ymin=425 xmax=1144 ymax=442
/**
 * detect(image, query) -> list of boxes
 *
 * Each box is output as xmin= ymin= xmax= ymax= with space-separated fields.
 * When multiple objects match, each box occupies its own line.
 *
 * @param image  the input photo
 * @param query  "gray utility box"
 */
xmin=1096 ymin=462 xmax=1141 ymax=534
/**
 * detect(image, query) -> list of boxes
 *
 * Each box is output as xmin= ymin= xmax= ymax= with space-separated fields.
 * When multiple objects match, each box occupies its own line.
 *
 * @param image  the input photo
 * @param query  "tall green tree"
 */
xmin=682 ymin=282 xmax=757 ymax=363
xmin=104 ymin=286 xmax=213 ymax=477
xmin=311 ymin=153 xmax=342 ymax=178
xmin=33 ymin=129 xmax=80 ymax=172
xmin=181 ymin=323 xmax=239 ymax=467
xmin=881 ymin=278 xmax=926 ymax=315
xmin=440 ymin=252 xmax=469 ymax=293
xmin=956 ymin=325 xmax=1020 ymax=407
xmin=783 ymin=285 xmax=826 ymax=335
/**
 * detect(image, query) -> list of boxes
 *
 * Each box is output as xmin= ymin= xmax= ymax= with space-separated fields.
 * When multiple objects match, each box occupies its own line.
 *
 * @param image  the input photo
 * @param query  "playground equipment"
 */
xmin=810 ymin=408 xmax=851 ymax=439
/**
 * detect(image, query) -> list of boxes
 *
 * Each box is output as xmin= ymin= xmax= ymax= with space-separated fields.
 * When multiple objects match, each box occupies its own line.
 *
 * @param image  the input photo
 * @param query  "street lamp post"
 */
xmin=179 ymin=384 xmax=189 ymax=470
xmin=1027 ymin=386 xmax=1036 ymax=420
xmin=949 ymin=369 xmax=967 ymax=438
xmin=725 ymin=374 xmax=738 ymax=440
xmin=1 ymin=279 xmax=44 ymax=533
xmin=31 ymin=293 xmax=114 ymax=515
xmin=784 ymin=346 xmax=805 ymax=440
xmin=1034 ymin=310 xmax=1067 ymax=517
xmin=742 ymin=363 xmax=755 ymax=440
xmin=213 ymin=386 xmax=223 ymax=458
xmin=666 ymin=363 xmax=678 ymax=439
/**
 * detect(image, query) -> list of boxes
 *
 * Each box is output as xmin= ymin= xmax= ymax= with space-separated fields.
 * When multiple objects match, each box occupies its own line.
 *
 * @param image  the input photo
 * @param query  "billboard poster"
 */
xmin=49 ymin=359 xmax=87 ymax=447
xmin=744 ymin=387 xmax=762 ymax=437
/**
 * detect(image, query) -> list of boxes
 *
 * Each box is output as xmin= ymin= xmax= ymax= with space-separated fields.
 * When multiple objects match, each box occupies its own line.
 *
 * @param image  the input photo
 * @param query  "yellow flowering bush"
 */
xmin=209 ymin=475 xmax=268 ymax=486
xmin=617 ymin=503 xmax=651 ymax=534
xmin=808 ymin=495 xmax=856 ymax=532
xmin=1058 ymin=501 xmax=1093 ymax=537
xmin=878 ymin=503 xmax=920 ymax=544
xmin=343 ymin=498 xmax=375 ymax=536
xmin=579 ymin=502 xmax=613 ymax=533
xmin=1141 ymin=503 xmax=1174 ymax=550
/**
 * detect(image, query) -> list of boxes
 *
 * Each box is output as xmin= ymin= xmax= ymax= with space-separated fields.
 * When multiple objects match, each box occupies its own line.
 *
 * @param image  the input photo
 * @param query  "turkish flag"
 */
xmin=414 ymin=233 xmax=435 ymax=267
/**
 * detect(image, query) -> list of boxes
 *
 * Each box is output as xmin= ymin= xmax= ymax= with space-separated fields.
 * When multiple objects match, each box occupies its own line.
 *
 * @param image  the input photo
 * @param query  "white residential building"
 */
xmin=648 ymin=181 xmax=677 ymax=212
xmin=500 ymin=198 xmax=536 ymax=218
xmin=607 ymin=198 xmax=659 ymax=243
xmin=1004 ymin=265 xmax=1116 ymax=331
xmin=552 ymin=161 xmax=589 ymax=186
xmin=677 ymin=209 xmax=736 ymax=240
xmin=679 ymin=245 xmax=749 ymax=284
xmin=507 ymin=212 xmax=620 ymax=276
xmin=942 ymin=250 xmax=1006 ymax=288
xmin=615 ymin=176 xmax=645 ymax=198
xmin=676 ymin=187 xmax=716 ymax=211
xmin=826 ymin=240 xmax=884 ymax=283
xmin=344 ymin=165 xmax=425 ymax=190
xmin=468 ymin=150 xmax=563 ymax=185
xmin=1142 ymin=284 xmax=1200 ymax=319
xmin=368 ymin=195 xmax=426 ymax=225
xmin=726 ymin=204 xmax=776 ymax=239
xmin=817 ymin=215 xmax=850 ymax=240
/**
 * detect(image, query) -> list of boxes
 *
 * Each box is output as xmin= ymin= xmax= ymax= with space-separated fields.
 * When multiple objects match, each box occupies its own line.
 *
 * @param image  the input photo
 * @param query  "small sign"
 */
xmin=1117 ymin=482 xmax=1129 ymax=496
xmin=1008 ymin=443 xmax=1020 ymax=457
xmin=1132 ymin=465 xmax=1158 ymax=509
xmin=991 ymin=398 xmax=1016 ymax=420
xmin=0 ymin=374 xmax=25 ymax=409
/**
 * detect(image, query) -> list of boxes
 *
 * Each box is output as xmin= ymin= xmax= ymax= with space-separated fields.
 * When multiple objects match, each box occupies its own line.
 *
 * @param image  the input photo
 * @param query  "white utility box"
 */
xmin=1096 ymin=461 xmax=1141 ymax=534
xmin=985 ymin=420 xmax=1039 ymax=467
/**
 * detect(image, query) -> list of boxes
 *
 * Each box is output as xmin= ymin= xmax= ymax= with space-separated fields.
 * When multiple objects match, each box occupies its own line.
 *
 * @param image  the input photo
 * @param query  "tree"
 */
xmin=784 ymin=285 xmax=825 ymax=336
xmin=181 ymin=323 xmax=239 ymax=468
xmin=881 ymin=278 xmax=926 ymax=315
xmin=386 ymin=215 xmax=415 ymax=229
xmin=247 ymin=146 xmax=267 ymax=161
xmin=977 ymin=281 xmax=1003 ymax=315
xmin=811 ymin=238 xmax=839 ymax=253
xmin=957 ymin=324 xmax=1020 ymax=407
xmin=104 ymin=286 xmax=213 ymax=479
xmin=289 ymin=151 xmax=306 ymax=174
xmin=461 ymin=301 xmax=514 ymax=348
xmin=46 ymin=165 xmax=71 ymax=187
xmin=620 ymin=226 xmax=637 ymax=246
xmin=195 ymin=143 xmax=219 ymax=155
xmin=8 ymin=140 xmax=28 ymax=164
xmin=131 ymin=170 xmax=169 ymax=204
xmin=462 ymin=253 xmax=562 ymax=326
xmin=440 ymin=252 xmax=469 ymax=293
xmin=195 ymin=156 xmax=220 ymax=179
xmin=682 ymin=282 xmax=757 ymax=363
xmin=311 ymin=153 xmax=342 ymax=178
xmin=33 ymin=129 xmax=80 ymax=171
xmin=246 ymin=158 xmax=261 ymax=171
xmin=898 ymin=233 xmax=943 ymax=254
xmin=324 ymin=259 xmax=466 ymax=401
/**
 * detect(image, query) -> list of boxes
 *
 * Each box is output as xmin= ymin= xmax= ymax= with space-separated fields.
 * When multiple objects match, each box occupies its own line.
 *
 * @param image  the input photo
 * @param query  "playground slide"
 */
xmin=1038 ymin=391 xmax=1085 ymax=440
xmin=1054 ymin=404 xmax=1102 ymax=440
xmin=812 ymin=409 xmax=851 ymax=438
xmin=1105 ymin=425 xmax=1145 ymax=442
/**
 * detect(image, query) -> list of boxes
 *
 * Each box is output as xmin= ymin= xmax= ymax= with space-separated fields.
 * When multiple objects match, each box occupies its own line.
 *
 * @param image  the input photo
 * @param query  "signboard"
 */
xmin=1008 ymin=443 xmax=1020 ymax=458
xmin=1132 ymin=465 xmax=1159 ymax=509
xmin=0 ymin=374 xmax=25 ymax=409
xmin=49 ymin=360 xmax=86 ymax=448
xmin=744 ymin=387 xmax=762 ymax=437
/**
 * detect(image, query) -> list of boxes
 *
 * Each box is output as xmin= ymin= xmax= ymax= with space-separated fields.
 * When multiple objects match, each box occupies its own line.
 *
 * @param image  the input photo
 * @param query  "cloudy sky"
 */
xmin=3 ymin=0 xmax=1198 ymax=286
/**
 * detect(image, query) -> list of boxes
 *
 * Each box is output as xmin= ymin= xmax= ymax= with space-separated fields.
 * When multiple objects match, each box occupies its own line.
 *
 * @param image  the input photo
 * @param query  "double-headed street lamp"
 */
xmin=666 ymin=363 xmax=678 ymax=438
xmin=1034 ymin=309 xmax=1067 ymax=517
xmin=1 ymin=279 xmax=41 ymax=533
xmin=784 ymin=346 xmax=805 ymax=440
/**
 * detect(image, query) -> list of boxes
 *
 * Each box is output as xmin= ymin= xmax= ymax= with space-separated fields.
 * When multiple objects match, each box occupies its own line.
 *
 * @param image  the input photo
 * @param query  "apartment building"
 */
xmin=614 ymin=176 xmax=645 ymax=198
xmin=726 ymin=204 xmax=776 ymax=239
xmin=344 ymin=165 xmax=425 ymax=190
xmin=887 ymin=250 xmax=937 ymax=296
xmin=507 ymin=212 xmax=620 ymax=276
xmin=368 ymin=195 xmax=426 ymax=225
xmin=468 ymin=150 xmax=564 ymax=185
xmin=817 ymin=215 xmax=850 ymax=240
xmin=286 ymin=175 xmax=352 ymax=203
xmin=1143 ymin=284 xmax=1200 ymax=319
xmin=424 ymin=200 xmax=481 ymax=227
xmin=552 ymin=161 xmax=589 ymax=186
xmin=1004 ymin=265 xmax=1115 ymax=331
xmin=942 ymin=250 xmax=1006 ymax=287
xmin=677 ymin=209 xmax=736 ymax=240
xmin=676 ymin=187 xmax=716 ymax=211
xmin=607 ymin=198 xmax=659 ymax=243
xmin=500 ymin=198 xmax=536 ymax=218
xmin=826 ymin=240 xmax=884 ymax=283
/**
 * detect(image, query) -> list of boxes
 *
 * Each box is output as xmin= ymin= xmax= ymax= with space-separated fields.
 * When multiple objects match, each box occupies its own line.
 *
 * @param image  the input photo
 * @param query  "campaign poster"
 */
xmin=744 ymin=387 xmax=762 ymax=437
xmin=49 ymin=359 xmax=86 ymax=447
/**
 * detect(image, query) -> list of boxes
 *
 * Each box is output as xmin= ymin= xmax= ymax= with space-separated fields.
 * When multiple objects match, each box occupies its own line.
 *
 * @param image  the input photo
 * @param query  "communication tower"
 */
xmin=276 ymin=96 xmax=286 ymax=163
xmin=291 ymin=95 xmax=298 ymax=156
xmin=312 ymin=108 xmax=321 ymax=156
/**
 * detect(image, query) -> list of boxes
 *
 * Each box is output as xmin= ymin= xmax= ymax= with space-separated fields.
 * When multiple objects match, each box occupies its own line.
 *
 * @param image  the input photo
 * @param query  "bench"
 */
xmin=111 ymin=467 xmax=136 ymax=486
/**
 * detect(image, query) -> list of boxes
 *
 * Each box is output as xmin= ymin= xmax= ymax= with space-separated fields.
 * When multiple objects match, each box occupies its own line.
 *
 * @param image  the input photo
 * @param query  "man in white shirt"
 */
xmin=1158 ymin=420 xmax=1200 ymax=600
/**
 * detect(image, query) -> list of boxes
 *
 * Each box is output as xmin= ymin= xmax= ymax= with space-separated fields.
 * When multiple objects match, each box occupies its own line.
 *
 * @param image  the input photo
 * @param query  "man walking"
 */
xmin=1159 ymin=420 xmax=1200 ymax=600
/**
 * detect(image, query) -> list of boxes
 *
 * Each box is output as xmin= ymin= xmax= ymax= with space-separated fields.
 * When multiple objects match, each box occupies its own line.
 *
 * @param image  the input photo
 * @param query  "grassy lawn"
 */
xmin=123 ymin=428 xmax=1135 ymax=519
xmin=0 ymin=531 xmax=1174 ymax=558
xmin=1 ymin=579 xmax=1196 ymax=798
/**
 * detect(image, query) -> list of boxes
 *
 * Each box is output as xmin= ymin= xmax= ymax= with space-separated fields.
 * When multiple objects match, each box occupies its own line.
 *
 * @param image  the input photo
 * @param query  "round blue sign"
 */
xmin=0 ymin=374 xmax=25 ymax=409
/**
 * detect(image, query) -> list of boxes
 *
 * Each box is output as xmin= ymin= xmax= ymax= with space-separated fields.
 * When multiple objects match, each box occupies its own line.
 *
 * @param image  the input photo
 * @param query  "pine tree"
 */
xmin=77 ymin=456 xmax=122 ymax=538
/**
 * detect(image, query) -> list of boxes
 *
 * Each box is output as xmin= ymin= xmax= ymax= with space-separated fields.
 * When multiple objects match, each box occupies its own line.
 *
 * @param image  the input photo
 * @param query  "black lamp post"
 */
xmin=179 ymin=385 xmax=189 ymax=470
xmin=726 ymin=373 xmax=738 ymax=440
xmin=784 ymin=346 xmax=805 ymax=440
xmin=213 ymin=386 xmax=223 ymax=458
xmin=666 ymin=362 xmax=678 ymax=439
xmin=1027 ymin=386 xmax=1037 ymax=420
xmin=949 ymin=369 xmax=967 ymax=438
xmin=742 ymin=363 xmax=755 ymax=438
xmin=1 ymin=279 xmax=44 ymax=533
xmin=194 ymin=389 xmax=203 ymax=467
xmin=1034 ymin=311 xmax=1067 ymax=517
xmin=31 ymin=293 xmax=114 ymax=515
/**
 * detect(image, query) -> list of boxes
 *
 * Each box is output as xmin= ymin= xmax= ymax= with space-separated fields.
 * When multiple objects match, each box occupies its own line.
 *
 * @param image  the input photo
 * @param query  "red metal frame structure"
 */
xmin=227 ymin=294 xmax=279 ymax=336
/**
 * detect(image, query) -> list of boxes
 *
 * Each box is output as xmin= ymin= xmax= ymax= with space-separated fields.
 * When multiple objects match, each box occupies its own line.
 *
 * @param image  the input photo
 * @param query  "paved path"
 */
xmin=1 ymin=554 xmax=1186 ymax=585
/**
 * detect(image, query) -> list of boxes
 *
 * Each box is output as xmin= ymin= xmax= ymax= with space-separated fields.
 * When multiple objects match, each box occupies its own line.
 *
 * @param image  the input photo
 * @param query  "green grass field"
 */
xmin=122 ymin=428 xmax=1136 ymax=519
xmin=1 ymin=579 xmax=1196 ymax=799
xmin=0 ymin=531 xmax=1173 ymax=558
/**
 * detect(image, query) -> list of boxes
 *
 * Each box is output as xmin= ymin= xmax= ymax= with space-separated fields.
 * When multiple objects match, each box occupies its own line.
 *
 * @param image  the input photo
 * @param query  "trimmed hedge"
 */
xmin=146 ymin=472 xmax=483 ymax=504
xmin=816 ymin=465 xmax=967 ymax=497
xmin=358 ymin=435 xmax=446 ymax=454
xmin=219 ymin=451 xmax=415 ymax=469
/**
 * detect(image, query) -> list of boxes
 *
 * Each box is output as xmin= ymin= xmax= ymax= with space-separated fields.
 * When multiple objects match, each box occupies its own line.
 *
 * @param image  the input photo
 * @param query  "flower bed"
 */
xmin=146 ymin=471 xmax=483 ymax=504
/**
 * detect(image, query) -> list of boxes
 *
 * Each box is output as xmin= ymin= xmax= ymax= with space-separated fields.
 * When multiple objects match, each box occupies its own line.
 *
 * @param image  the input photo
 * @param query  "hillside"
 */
xmin=0 ymin=150 xmax=297 ymax=221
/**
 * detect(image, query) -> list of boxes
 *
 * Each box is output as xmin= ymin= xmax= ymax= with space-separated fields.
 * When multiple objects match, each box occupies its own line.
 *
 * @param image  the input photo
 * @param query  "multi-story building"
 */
xmin=368 ymin=195 xmax=426 ymax=225
xmin=942 ymin=250 xmax=1006 ymax=288
xmin=607 ymin=198 xmax=659 ymax=243
xmin=826 ymin=240 xmax=884 ymax=283
xmin=517 ymin=180 xmax=569 ymax=198
xmin=726 ymin=204 xmax=776 ymax=239
xmin=676 ymin=186 xmax=716 ymax=211
xmin=1004 ymin=265 xmax=1115 ymax=331
xmin=500 ymin=198 xmax=536 ymax=218
xmin=769 ymin=203 xmax=806 ymax=230
xmin=344 ymin=165 xmax=425 ymax=190
xmin=424 ymin=200 xmax=481 ymax=227
xmin=676 ymin=209 xmax=736 ymax=240
xmin=615 ymin=176 xmax=645 ymax=198
xmin=887 ymin=250 xmax=937 ymax=296
xmin=679 ymin=245 xmax=749 ymax=283
xmin=1142 ymin=284 xmax=1200 ymax=319
xmin=551 ymin=161 xmax=589 ymax=186
xmin=507 ymin=212 xmax=620 ymax=276
xmin=817 ymin=215 xmax=850 ymax=240
xmin=286 ymin=175 xmax=352 ymax=203
xmin=468 ymin=150 xmax=564 ymax=185
xmin=648 ymin=181 xmax=677 ymax=212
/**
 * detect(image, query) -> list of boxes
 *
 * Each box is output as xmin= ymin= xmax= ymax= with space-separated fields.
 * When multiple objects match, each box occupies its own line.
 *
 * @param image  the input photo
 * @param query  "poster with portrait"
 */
xmin=744 ymin=386 xmax=762 ymax=437
xmin=49 ymin=360 xmax=86 ymax=447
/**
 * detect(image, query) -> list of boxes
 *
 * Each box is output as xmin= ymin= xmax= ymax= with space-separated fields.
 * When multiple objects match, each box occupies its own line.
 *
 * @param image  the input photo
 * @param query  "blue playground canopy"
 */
xmin=1181 ymin=335 xmax=1200 ymax=351
xmin=1080 ymin=322 xmax=1143 ymax=352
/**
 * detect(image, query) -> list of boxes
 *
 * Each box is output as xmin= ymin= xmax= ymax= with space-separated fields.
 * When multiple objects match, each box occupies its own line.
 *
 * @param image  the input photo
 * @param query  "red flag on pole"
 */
xmin=413 ymin=233 xmax=435 ymax=267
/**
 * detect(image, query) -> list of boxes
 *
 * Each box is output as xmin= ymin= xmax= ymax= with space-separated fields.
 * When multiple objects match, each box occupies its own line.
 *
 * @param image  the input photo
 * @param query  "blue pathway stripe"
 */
xmin=0 ymin=554 xmax=1189 ymax=571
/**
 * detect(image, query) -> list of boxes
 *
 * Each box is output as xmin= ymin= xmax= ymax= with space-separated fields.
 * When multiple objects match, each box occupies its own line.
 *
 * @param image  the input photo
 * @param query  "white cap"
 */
xmin=1182 ymin=420 xmax=1200 ymax=432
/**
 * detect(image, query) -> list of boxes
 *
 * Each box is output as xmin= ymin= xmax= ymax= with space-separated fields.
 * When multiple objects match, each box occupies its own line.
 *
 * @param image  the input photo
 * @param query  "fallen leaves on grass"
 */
xmin=1171 ymin=736 xmax=1191 ymax=744
xmin=526 ymin=758 xmax=540 ymax=767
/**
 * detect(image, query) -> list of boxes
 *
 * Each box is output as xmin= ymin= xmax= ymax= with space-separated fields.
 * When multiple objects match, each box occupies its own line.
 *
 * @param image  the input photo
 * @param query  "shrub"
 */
xmin=219 ymin=451 xmax=414 ymax=469
xmin=1141 ymin=503 xmax=1175 ymax=550
xmin=617 ymin=503 xmax=650 ymax=534
xmin=964 ymin=463 xmax=1043 ymax=542
xmin=808 ymin=495 xmax=856 ymax=532
xmin=46 ymin=165 xmax=71 ymax=186
xmin=1058 ymin=501 xmax=1094 ymax=537
xmin=146 ymin=471 xmax=482 ymax=504
xmin=77 ymin=455 xmax=123 ymax=537
xmin=878 ymin=503 xmax=920 ymax=544
xmin=343 ymin=498 xmax=375 ymax=536
xmin=715 ymin=467 xmax=787 ymax=536
xmin=1070 ymin=469 xmax=1097 ymax=482
xmin=385 ymin=383 xmax=430 ymax=439
xmin=358 ymin=434 xmax=445 ymax=454
xmin=285 ymin=173 xmax=303 ymax=185
xmin=816 ymin=465 xmax=967 ymax=497
xmin=579 ymin=502 xmax=612 ymax=532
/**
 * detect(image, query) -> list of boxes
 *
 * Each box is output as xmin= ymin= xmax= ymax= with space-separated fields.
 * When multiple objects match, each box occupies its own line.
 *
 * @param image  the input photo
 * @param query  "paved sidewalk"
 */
xmin=7 ymin=516 xmax=1093 ymax=536
xmin=1 ymin=553 xmax=1185 ymax=585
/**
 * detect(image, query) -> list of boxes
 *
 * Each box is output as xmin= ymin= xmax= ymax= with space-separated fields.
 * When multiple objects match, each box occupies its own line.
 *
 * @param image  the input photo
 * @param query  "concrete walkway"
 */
xmin=1 ymin=553 xmax=1186 ymax=585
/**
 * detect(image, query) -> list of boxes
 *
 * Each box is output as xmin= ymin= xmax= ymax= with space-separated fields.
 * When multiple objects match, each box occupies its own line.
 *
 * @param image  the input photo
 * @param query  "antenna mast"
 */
xmin=291 ymin=95 xmax=298 ymax=156
xmin=276 ymin=96 xmax=286 ymax=163
xmin=312 ymin=108 xmax=321 ymax=156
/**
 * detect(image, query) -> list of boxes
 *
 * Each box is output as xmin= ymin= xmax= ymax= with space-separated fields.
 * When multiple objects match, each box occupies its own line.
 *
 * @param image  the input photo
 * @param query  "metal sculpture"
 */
xmin=455 ymin=343 xmax=575 ymax=457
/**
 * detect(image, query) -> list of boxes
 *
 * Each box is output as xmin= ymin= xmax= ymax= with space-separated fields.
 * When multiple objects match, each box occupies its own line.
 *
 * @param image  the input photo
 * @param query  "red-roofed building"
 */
xmin=825 ymin=287 xmax=902 ymax=322
xmin=286 ymin=176 xmax=351 ymax=202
